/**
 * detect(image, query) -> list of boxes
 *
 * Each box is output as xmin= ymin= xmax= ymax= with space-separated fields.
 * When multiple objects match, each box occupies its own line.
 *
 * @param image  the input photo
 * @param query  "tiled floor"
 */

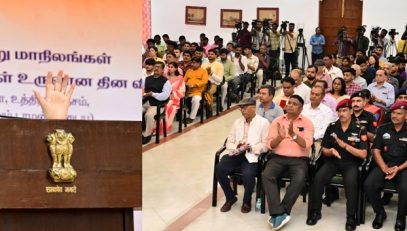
xmin=143 ymin=89 xmax=400 ymax=231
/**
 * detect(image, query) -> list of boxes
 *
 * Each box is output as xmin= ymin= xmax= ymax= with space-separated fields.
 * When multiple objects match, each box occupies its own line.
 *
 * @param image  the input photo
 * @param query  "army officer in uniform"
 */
xmin=307 ymin=98 xmax=368 ymax=231
xmin=364 ymin=101 xmax=407 ymax=231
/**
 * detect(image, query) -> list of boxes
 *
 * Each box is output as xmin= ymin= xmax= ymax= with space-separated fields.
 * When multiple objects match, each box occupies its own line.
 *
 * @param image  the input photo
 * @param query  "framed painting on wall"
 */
xmin=220 ymin=9 xmax=242 ymax=28
xmin=256 ymin=7 xmax=279 ymax=24
xmin=185 ymin=6 xmax=207 ymax=25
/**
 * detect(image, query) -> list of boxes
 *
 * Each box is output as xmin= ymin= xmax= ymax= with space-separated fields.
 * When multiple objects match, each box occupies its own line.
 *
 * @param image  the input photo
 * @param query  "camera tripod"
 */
xmin=296 ymin=32 xmax=310 ymax=72
xmin=386 ymin=36 xmax=398 ymax=58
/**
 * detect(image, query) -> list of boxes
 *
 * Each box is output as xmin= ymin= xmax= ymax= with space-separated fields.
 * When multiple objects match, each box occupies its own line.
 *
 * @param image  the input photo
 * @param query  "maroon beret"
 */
xmin=336 ymin=98 xmax=352 ymax=111
xmin=390 ymin=100 xmax=407 ymax=111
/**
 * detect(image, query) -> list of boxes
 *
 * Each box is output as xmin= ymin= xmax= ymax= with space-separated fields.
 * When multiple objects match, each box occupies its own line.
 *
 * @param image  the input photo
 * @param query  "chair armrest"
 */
xmin=310 ymin=147 xmax=323 ymax=166
xmin=215 ymin=138 xmax=228 ymax=164
xmin=363 ymin=149 xmax=374 ymax=172
xmin=260 ymin=151 xmax=273 ymax=170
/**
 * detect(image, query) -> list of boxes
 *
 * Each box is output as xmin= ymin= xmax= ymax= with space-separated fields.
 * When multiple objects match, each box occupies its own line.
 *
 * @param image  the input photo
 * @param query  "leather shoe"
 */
xmin=241 ymin=202 xmax=251 ymax=213
xmin=220 ymin=197 xmax=237 ymax=212
xmin=142 ymin=135 xmax=151 ymax=145
xmin=395 ymin=219 xmax=406 ymax=231
xmin=306 ymin=211 xmax=321 ymax=226
xmin=185 ymin=118 xmax=194 ymax=124
xmin=345 ymin=217 xmax=356 ymax=231
xmin=372 ymin=212 xmax=387 ymax=229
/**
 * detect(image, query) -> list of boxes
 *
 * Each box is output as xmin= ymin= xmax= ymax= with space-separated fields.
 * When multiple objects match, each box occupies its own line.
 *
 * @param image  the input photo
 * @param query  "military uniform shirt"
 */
xmin=352 ymin=110 xmax=377 ymax=135
xmin=321 ymin=118 xmax=368 ymax=163
xmin=372 ymin=122 xmax=407 ymax=166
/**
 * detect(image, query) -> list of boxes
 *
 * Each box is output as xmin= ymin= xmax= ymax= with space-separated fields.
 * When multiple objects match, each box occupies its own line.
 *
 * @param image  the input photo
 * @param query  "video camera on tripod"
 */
xmin=234 ymin=21 xmax=243 ymax=31
xmin=262 ymin=19 xmax=271 ymax=32
xmin=389 ymin=28 xmax=399 ymax=37
xmin=357 ymin=25 xmax=366 ymax=35
xmin=280 ymin=21 xmax=289 ymax=32
xmin=297 ymin=28 xmax=304 ymax=47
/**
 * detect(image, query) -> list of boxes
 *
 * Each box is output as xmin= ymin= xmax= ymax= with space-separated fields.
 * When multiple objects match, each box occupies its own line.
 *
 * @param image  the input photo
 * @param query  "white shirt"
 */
xmin=324 ymin=65 xmax=343 ymax=79
xmin=231 ymin=55 xmax=248 ymax=76
xmin=302 ymin=103 xmax=335 ymax=140
xmin=294 ymin=83 xmax=311 ymax=104
xmin=354 ymin=76 xmax=367 ymax=89
xmin=225 ymin=114 xmax=269 ymax=163
xmin=246 ymin=55 xmax=259 ymax=74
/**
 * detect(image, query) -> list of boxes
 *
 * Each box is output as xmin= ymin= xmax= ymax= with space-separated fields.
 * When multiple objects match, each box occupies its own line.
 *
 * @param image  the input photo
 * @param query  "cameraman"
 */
xmin=397 ymin=26 xmax=407 ymax=56
xmin=268 ymin=22 xmax=281 ymax=66
xmin=378 ymin=29 xmax=390 ymax=57
xmin=251 ymin=20 xmax=264 ymax=52
xmin=237 ymin=22 xmax=252 ymax=49
xmin=334 ymin=27 xmax=353 ymax=58
xmin=310 ymin=27 xmax=326 ymax=64
xmin=282 ymin=22 xmax=298 ymax=78
xmin=354 ymin=26 xmax=370 ymax=57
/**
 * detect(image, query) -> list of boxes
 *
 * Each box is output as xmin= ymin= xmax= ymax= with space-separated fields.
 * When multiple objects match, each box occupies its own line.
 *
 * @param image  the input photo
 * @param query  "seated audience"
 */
xmin=369 ymin=54 xmax=381 ymax=72
xmin=356 ymin=56 xmax=376 ymax=85
xmin=315 ymin=80 xmax=338 ymax=115
xmin=323 ymin=54 xmax=344 ymax=79
xmin=329 ymin=77 xmax=350 ymax=102
xmin=215 ymin=98 xmax=269 ymax=213
xmin=364 ymin=101 xmax=407 ymax=231
xmin=163 ymin=62 xmax=185 ymax=133
xmin=304 ymin=65 xmax=318 ymax=88
xmin=367 ymin=69 xmax=395 ymax=110
xmin=230 ymin=45 xmax=249 ymax=101
xmin=201 ymin=49 xmax=224 ymax=114
xmin=142 ymin=61 xmax=171 ymax=144
xmin=343 ymin=67 xmax=362 ymax=96
xmin=255 ymin=44 xmax=271 ymax=86
xmin=179 ymin=50 xmax=193 ymax=74
xmin=361 ymin=89 xmax=385 ymax=124
xmin=263 ymin=95 xmax=314 ymax=230
xmin=219 ymin=48 xmax=236 ymax=109
xmin=351 ymin=64 xmax=367 ymax=89
xmin=291 ymin=69 xmax=311 ymax=104
xmin=307 ymin=99 xmax=368 ymax=231
xmin=351 ymin=91 xmax=377 ymax=142
xmin=144 ymin=46 xmax=164 ymax=64
xmin=274 ymin=77 xmax=296 ymax=110
xmin=314 ymin=59 xmax=332 ymax=92
xmin=257 ymin=85 xmax=284 ymax=123
xmin=183 ymin=57 xmax=209 ymax=123
xmin=302 ymin=85 xmax=335 ymax=141
xmin=383 ymin=62 xmax=400 ymax=91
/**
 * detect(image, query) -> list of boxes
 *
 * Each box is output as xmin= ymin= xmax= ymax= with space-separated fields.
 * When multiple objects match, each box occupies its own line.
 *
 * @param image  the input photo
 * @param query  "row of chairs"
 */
xmin=212 ymin=143 xmax=398 ymax=226
xmin=212 ymin=141 xmax=315 ymax=213
xmin=152 ymin=74 xmax=259 ymax=144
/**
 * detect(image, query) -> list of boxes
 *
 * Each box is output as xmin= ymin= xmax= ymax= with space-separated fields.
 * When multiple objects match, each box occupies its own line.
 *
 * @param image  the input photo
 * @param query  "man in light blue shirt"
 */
xmin=367 ymin=69 xmax=395 ymax=110
xmin=256 ymin=85 xmax=284 ymax=123
xmin=310 ymin=27 xmax=326 ymax=64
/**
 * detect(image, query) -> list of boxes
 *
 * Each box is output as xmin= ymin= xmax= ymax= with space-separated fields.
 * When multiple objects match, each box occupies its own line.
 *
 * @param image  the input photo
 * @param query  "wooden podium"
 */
xmin=0 ymin=119 xmax=141 ymax=231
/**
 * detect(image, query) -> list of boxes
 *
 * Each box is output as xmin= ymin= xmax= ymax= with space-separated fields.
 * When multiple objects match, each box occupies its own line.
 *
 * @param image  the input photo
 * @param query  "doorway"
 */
xmin=319 ymin=0 xmax=363 ymax=56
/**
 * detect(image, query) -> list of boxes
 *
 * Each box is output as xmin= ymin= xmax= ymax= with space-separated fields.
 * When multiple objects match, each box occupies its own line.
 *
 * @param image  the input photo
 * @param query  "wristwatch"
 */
xmin=292 ymin=134 xmax=298 ymax=140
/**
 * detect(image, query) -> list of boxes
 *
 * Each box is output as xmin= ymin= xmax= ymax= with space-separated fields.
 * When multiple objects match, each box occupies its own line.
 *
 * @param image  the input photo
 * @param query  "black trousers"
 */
xmin=311 ymin=52 xmax=323 ymax=65
xmin=215 ymin=154 xmax=258 ymax=203
xmin=262 ymin=154 xmax=308 ymax=215
xmin=284 ymin=52 xmax=297 ymax=78
xmin=364 ymin=167 xmax=407 ymax=220
xmin=310 ymin=159 xmax=359 ymax=218
xmin=269 ymin=49 xmax=280 ymax=67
